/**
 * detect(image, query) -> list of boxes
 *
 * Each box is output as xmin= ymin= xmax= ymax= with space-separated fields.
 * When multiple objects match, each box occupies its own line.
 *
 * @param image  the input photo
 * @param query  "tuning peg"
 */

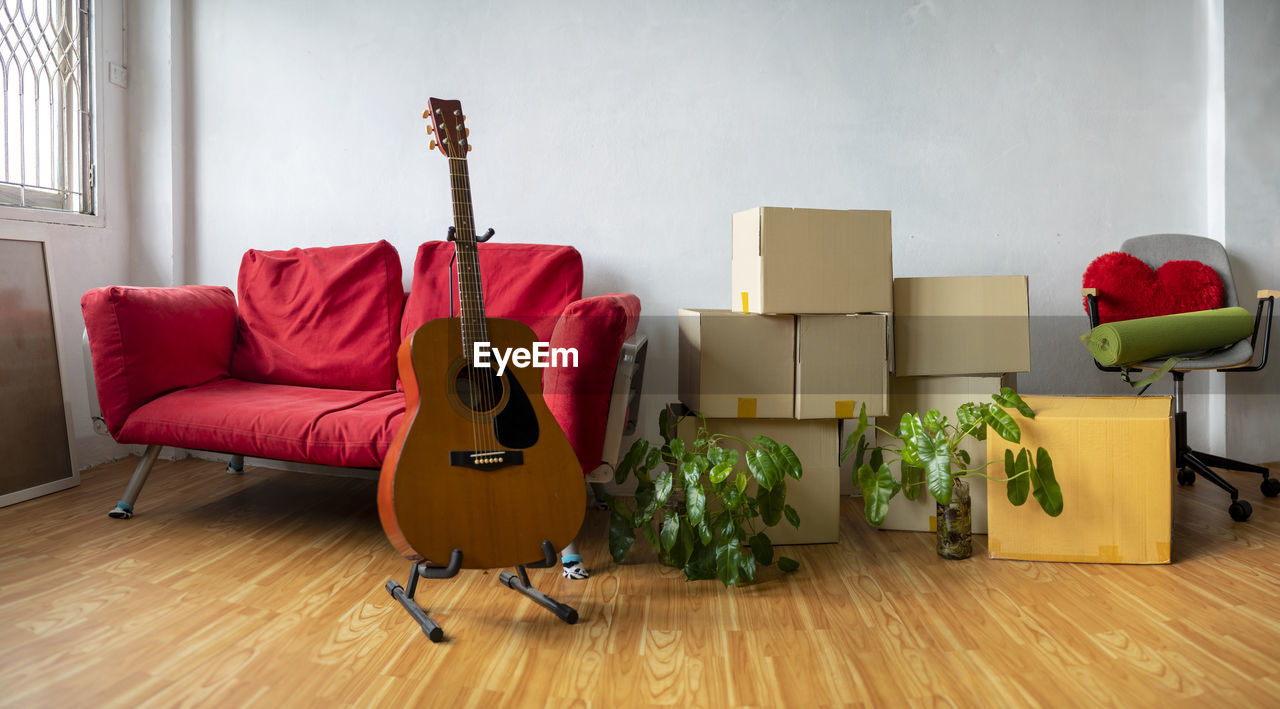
xmin=464 ymin=128 xmax=470 ymax=138
xmin=425 ymin=124 xmax=434 ymax=135
xmin=428 ymin=140 xmax=437 ymax=151
xmin=467 ymin=144 xmax=473 ymax=152
xmin=422 ymin=108 xmax=430 ymax=118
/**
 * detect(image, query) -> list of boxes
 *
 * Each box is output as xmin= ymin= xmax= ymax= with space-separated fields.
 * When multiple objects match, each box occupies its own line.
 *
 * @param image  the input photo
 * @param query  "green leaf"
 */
xmin=641 ymin=521 xmax=660 ymax=549
xmin=777 ymin=556 xmax=800 ymax=573
xmin=993 ymin=387 xmax=1036 ymax=419
xmin=777 ymin=443 xmax=803 ymax=480
xmin=697 ymin=518 xmax=712 ymax=545
xmin=615 ymin=439 xmax=647 ymax=485
xmin=668 ymin=438 xmax=686 ymax=463
xmin=738 ymin=553 xmax=757 ymax=585
xmin=660 ymin=512 xmax=680 ymax=551
xmin=608 ymin=509 xmax=636 ymax=563
xmin=654 ymin=471 xmax=673 ymax=507
xmin=899 ymin=414 xmax=923 ymax=466
xmin=709 ymin=461 xmax=733 ymax=484
xmin=860 ymin=463 xmax=901 ymax=526
xmin=917 ymin=429 xmax=953 ymax=505
xmin=686 ymin=483 xmax=706 ymax=527
xmin=758 ymin=483 xmax=786 ymax=526
xmin=841 ymin=404 xmax=870 ymax=463
xmin=671 ymin=520 xmax=695 ymax=568
xmin=783 ymin=504 xmax=800 ymax=529
xmin=956 ymin=449 xmax=971 ymax=467
xmin=868 ymin=447 xmax=885 ymax=473
xmin=923 ymin=408 xmax=945 ymax=433
xmin=751 ymin=435 xmax=778 ymax=452
xmin=900 ymin=462 xmax=923 ymax=501
xmin=852 ymin=436 xmax=869 ymax=470
xmin=680 ymin=460 xmax=701 ymax=489
xmin=957 ymin=402 xmax=987 ymax=441
xmin=746 ymin=449 xmax=780 ymax=491
xmin=634 ymin=484 xmax=656 ymax=525
xmin=1030 ymin=447 xmax=1064 ymax=517
xmin=684 ymin=540 xmax=716 ymax=581
xmin=1006 ymin=448 xmax=1030 ymax=506
xmin=982 ymin=402 xmax=1021 ymax=444
xmin=735 ymin=471 xmax=749 ymax=495
xmin=715 ymin=537 xmax=743 ymax=587
xmin=748 ymin=532 xmax=774 ymax=566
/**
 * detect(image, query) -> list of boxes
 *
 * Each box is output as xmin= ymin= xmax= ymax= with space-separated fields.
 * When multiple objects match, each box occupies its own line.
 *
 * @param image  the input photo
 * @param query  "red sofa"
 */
xmin=82 ymin=240 xmax=643 ymax=518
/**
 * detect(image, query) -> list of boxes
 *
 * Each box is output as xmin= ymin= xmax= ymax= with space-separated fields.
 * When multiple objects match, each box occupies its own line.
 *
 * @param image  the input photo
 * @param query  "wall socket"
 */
xmin=109 ymin=63 xmax=128 ymax=88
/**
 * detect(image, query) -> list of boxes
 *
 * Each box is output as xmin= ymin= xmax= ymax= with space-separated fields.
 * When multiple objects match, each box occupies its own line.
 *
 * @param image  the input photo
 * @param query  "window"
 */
xmin=0 ymin=0 xmax=92 ymax=215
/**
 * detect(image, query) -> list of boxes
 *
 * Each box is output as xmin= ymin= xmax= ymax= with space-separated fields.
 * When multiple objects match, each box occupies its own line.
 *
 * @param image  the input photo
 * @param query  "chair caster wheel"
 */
xmin=1229 ymin=499 xmax=1252 ymax=522
xmin=1177 ymin=468 xmax=1195 ymax=486
xmin=1261 ymin=478 xmax=1280 ymax=498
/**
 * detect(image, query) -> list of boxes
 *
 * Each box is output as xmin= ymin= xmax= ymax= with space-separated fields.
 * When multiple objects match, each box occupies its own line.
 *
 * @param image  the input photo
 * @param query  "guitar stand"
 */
xmin=384 ymin=541 xmax=577 ymax=643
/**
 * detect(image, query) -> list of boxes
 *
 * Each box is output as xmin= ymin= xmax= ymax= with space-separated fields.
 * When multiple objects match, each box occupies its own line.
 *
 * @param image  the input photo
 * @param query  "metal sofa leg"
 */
xmin=108 ymin=445 xmax=162 ymax=519
xmin=226 ymin=454 xmax=245 ymax=474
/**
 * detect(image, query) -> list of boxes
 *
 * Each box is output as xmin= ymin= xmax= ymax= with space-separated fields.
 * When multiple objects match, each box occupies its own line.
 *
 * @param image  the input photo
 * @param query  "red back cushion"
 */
xmin=231 ymin=241 xmax=403 ymax=390
xmin=1082 ymin=252 xmax=1224 ymax=323
xmin=401 ymin=241 xmax=583 ymax=342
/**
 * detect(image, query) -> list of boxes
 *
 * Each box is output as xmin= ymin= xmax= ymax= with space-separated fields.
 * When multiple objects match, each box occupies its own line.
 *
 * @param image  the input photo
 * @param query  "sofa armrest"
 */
xmin=81 ymin=285 xmax=238 ymax=437
xmin=542 ymin=293 xmax=641 ymax=475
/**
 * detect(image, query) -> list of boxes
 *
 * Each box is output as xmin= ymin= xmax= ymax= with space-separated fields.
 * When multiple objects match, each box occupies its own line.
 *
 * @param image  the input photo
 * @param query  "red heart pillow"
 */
xmin=1082 ymin=251 xmax=1224 ymax=323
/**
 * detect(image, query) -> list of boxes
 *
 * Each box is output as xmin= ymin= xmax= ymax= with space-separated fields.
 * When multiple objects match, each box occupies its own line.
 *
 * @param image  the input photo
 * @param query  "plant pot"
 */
xmin=936 ymin=477 xmax=972 ymax=560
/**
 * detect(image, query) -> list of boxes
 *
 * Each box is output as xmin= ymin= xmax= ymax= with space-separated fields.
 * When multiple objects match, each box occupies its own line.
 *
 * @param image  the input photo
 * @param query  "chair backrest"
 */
xmin=1121 ymin=234 xmax=1240 ymax=308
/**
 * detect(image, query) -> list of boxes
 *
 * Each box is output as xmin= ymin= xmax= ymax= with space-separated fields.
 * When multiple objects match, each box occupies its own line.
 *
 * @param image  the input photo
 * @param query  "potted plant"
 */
xmin=840 ymin=388 xmax=1063 ymax=559
xmin=603 ymin=407 xmax=802 ymax=586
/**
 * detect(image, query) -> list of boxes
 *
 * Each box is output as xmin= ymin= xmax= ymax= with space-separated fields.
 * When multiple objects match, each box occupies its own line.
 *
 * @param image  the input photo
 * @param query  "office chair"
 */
xmin=1083 ymin=234 xmax=1278 ymax=521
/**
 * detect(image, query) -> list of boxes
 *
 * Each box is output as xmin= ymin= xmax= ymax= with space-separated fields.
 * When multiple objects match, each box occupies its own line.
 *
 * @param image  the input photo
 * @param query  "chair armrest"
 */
xmin=1258 ymin=290 xmax=1280 ymax=300
xmin=542 ymin=294 xmax=642 ymax=475
xmin=1223 ymin=289 xmax=1278 ymax=372
xmin=1081 ymin=288 xmax=1098 ymax=297
xmin=81 ymin=285 xmax=238 ymax=437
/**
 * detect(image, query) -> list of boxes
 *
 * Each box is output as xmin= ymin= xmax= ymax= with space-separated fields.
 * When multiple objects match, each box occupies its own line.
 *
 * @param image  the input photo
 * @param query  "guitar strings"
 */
xmin=442 ymin=108 xmax=485 ymax=458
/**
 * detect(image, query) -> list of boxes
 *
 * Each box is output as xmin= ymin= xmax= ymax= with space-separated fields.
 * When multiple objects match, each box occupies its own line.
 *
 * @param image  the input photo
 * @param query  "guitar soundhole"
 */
xmin=452 ymin=364 xmax=507 ymax=416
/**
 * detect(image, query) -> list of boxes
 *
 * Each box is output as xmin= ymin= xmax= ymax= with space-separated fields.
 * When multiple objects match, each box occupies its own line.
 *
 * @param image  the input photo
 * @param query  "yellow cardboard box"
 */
xmin=679 ymin=417 xmax=840 ymax=545
xmin=986 ymin=395 xmax=1173 ymax=564
xmin=678 ymin=309 xmax=794 ymax=418
xmin=731 ymin=207 xmax=893 ymax=314
xmin=893 ymin=276 xmax=1030 ymax=377
xmin=795 ymin=314 xmax=889 ymax=420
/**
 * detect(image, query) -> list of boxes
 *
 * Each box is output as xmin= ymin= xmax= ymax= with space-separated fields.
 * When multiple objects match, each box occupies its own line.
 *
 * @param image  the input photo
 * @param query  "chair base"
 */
xmin=1175 ymin=411 xmax=1276 ymax=521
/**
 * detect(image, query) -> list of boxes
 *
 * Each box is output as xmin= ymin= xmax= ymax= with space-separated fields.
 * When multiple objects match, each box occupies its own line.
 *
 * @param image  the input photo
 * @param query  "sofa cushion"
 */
xmin=231 ymin=240 xmax=403 ymax=390
xmin=116 ymin=378 xmax=401 ymax=468
xmin=401 ymin=241 xmax=583 ymax=343
xmin=543 ymin=293 xmax=641 ymax=474
xmin=81 ymin=285 xmax=238 ymax=437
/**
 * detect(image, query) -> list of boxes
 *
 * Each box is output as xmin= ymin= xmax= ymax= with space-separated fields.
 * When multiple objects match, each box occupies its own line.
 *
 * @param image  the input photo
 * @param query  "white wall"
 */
xmin=23 ymin=0 xmax=1240 ymax=470
xmin=173 ymin=0 xmax=1215 ymax=447
xmin=1225 ymin=0 xmax=1280 ymax=463
xmin=0 ymin=0 xmax=132 ymax=471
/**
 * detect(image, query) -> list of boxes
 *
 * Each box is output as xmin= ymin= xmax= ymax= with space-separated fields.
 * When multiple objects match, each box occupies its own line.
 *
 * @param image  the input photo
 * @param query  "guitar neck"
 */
xmin=448 ymin=156 xmax=489 ymax=356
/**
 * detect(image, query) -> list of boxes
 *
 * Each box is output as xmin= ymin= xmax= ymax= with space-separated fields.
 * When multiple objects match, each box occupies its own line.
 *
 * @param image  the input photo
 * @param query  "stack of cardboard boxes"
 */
xmin=679 ymin=206 xmax=1031 ymax=545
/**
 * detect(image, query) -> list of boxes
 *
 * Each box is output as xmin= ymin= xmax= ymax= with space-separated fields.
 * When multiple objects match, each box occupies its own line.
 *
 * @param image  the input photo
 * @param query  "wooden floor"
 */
xmin=2 ymin=457 xmax=1280 ymax=707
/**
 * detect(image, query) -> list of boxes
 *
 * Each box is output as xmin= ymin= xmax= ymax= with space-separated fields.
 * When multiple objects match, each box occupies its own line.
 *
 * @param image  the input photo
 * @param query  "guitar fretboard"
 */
xmin=448 ymin=156 xmax=489 ymax=359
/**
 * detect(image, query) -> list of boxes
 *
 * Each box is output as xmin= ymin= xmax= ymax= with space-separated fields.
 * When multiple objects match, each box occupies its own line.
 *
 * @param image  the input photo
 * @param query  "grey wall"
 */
xmin=1225 ymin=0 xmax=1280 ymax=463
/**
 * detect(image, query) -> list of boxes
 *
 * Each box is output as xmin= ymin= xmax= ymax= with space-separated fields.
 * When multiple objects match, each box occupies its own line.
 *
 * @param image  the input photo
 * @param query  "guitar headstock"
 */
xmin=423 ymin=97 xmax=470 ymax=159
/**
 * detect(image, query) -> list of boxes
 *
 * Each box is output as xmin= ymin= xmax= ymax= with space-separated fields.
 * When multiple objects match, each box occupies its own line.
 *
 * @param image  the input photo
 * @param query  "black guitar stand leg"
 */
xmin=497 ymin=541 xmax=579 ymax=625
xmin=385 ymin=549 xmax=463 ymax=643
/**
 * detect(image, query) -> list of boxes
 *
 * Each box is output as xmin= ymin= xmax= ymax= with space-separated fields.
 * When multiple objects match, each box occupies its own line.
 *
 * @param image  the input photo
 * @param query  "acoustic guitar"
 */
xmin=377 ymin=98 xmax=585 ymax=569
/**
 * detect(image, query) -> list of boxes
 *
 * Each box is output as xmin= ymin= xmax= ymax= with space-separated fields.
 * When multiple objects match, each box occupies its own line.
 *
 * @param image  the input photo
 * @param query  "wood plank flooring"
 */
xmin=2 ymin=455 xmax=1279 ymax=707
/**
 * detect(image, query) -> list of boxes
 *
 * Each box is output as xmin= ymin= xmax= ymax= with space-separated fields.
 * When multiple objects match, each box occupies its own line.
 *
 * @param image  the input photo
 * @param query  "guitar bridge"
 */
xmin=449 ymin=450 xmax=523 ymax=471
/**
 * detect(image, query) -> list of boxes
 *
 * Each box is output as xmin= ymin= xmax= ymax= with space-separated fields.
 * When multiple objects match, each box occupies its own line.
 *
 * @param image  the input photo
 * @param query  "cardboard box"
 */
xmin=678 ymin=309 xmax=795 ymax=418
xmin=872 ymin=375 xmax=1008 ymax=533
xmin=892 ymin=276 xmax=1030 ymax=376
xmin=732 ymin=207 xmax=893 ymax=314
xmin=795 ymin=314 xmax=889 ymax=420
xmin=987 ymin=396 xmax=1173 ymax=564
xmin=679 ymin=417 xmax=840 ymax=545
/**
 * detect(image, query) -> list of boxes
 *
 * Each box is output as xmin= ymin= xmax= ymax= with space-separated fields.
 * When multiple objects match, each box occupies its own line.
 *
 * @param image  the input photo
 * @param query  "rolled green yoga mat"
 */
xmin=1084 ymin=307 xmax=1254 ymax=367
